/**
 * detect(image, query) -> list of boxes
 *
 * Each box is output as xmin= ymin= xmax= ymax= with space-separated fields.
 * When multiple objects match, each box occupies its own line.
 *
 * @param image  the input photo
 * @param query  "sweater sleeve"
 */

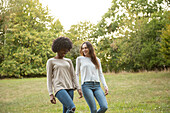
xmin=75 ymin=57 xmax=81 ymax=89
xmin=46 ymin=59 xmax=53 ymax=95
xmin=69 ymin=59 xmax=80 ymax=89
xmin=98 ymin=58 xmax=108 ymax=89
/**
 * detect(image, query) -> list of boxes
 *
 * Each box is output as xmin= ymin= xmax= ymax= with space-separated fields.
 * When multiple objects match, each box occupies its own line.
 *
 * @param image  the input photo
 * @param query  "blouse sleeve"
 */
xmin=98 ymin=58 xmax=108 ymax=89
xmin=46 ymin=59 xmax=53 ymax=95
xmin=75 ymin=57 xmax=81 ymax=89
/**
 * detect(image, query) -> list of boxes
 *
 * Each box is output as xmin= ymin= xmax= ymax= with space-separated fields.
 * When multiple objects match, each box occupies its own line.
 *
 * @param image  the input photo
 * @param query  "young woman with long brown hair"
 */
xmin=76 ymin=41 xmax=108 ymax=113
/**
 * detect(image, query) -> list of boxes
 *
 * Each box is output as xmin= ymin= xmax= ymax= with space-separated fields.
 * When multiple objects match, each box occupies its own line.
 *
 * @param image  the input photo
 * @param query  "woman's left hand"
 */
xmin=104 ymin=87 xmax=108 ymax=96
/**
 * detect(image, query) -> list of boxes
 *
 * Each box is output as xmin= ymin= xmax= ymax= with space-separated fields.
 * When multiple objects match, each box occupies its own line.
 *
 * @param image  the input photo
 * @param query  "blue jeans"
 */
xmin=55 ymin=89 xmax=75 ymax=113
xmin=82 ymin=82 xmax=108 ymax=113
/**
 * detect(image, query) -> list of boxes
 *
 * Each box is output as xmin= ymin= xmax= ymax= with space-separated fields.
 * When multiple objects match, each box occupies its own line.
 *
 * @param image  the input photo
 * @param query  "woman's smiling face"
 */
xmin=82 ymin=43 xmax=90 ymax=57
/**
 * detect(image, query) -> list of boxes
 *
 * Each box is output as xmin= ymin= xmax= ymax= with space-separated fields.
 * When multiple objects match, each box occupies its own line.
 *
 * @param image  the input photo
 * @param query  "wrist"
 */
xmin=77 ymin=89 xmax=81 ymax=92
xmin=104 ymin=86 xmax=108 ymax=90
xmin=77 ymin=88 xmax=81 ymax=90
xmin=50 ymin=94 xmax=54 ymax=96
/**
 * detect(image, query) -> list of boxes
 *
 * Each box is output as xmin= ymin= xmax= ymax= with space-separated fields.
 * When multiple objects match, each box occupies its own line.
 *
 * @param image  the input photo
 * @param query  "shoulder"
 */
xmin=96 ymin=57 xmax=101 ymax=64
xmin=76 ymin=56 xmax=84 ymax=60
xmin=63 ymin=57 xmax=71 ymax=61
xmin=46 ymin=58 xmax=55 ymax=66
xmin=96 ymin=57 xmax=100 ymax=61
xmin=47 ymin=58 xmax=54 ymax=62
xmin=63 ymin=57 xmax=72 ymax=62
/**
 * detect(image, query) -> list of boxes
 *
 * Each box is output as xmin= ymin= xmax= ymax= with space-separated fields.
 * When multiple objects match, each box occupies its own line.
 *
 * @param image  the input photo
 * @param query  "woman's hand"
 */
xmin=104 ymin=87 xmax=108 ymax=96
xmin=50 ymin=94 xmax=56 ymax=104
xmin=77 ymin=89 xmax=83 ymax=98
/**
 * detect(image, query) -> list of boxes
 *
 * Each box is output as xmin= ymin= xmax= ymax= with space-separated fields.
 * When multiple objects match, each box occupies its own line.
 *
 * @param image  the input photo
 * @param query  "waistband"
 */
xmin=84 ymin=81 xmax=100 ymax=85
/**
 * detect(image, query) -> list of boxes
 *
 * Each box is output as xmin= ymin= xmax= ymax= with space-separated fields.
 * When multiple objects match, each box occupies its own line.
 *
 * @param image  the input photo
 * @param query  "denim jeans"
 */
xmin=82 ymin=82 xmax=108 ymax=113
xmin=55 ymin=89 xmax=75 ymax=113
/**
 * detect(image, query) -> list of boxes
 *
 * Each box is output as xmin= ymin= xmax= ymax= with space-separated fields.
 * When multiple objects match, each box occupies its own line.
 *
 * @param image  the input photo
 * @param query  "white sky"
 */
xmin=39 ymin=0 xmax=112 ymax=31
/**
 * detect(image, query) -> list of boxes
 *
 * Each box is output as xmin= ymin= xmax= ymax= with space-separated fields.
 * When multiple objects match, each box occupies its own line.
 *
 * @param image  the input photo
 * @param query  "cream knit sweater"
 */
xmin=46 ymin=58 xmax=79 ymax=95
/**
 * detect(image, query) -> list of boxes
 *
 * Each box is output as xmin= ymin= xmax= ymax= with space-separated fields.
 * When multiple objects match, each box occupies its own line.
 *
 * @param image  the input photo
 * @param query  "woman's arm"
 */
xmin=69 ymin=59 xmax=80 ymax=90
xmin=75 ymin=57 xmax=81 ymax=89
xmin=75 ymin=57 xmax=83 ymax=98
xmin=98 ymin=58 xmax=108 ymax=95
xmin=46 ymin=59 xmax=53 ymax=96
xmin=47 ymin=59 xmax=56 ymax=104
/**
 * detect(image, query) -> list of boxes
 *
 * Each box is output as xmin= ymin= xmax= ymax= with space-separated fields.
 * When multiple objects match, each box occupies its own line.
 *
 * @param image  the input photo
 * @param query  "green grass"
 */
xmin=0 ymin=71 xmax=170 ymax=113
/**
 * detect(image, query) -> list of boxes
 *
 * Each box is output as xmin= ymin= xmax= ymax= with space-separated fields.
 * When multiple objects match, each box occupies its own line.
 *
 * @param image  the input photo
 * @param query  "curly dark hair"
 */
xmin=52 ymin=36 xmax=73 ymax=53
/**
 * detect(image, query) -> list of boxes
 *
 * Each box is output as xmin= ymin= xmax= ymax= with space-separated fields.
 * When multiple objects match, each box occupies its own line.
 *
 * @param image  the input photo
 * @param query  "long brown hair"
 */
xmin=80 ymin=41 xmax=99 ymax=69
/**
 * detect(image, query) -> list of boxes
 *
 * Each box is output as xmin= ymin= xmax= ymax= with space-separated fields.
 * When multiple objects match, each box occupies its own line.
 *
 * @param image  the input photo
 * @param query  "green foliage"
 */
xmin=50 ymin=19 xmax=64 ymax=33
xmin=117 ymin=16 xmax=167 ymax=71
xmin=0 ymin=0 xmax=170 ymax=77
xmin=96 ymin=37 xmax=120 ymax=72
xmin=95 ymin=0 xmax=169 ymax=72
xmin=67 ymin=21 xmax=98 ymax=43
xmin=160 ymin=24 xmax=170 ymax=66
xmin=0 ymin=0 xmax=56 ymax=77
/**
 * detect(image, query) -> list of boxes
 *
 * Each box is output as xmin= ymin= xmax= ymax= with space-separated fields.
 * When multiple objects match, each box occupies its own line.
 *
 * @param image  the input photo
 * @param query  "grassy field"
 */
xmin=0 ymin=71 xmax=169 ymax=113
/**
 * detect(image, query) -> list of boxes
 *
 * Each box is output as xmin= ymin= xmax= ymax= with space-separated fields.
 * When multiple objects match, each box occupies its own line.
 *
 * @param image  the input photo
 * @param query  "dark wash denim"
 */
xmin=55 ymin=89 xmax=75 ymax=113
xmin=82 ymin=82 xmax=108 ymax=113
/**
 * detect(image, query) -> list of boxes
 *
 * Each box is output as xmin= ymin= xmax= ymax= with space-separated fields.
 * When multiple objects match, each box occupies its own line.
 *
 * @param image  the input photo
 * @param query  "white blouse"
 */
xmin=76 ymin=56 xmax=108 ymax=89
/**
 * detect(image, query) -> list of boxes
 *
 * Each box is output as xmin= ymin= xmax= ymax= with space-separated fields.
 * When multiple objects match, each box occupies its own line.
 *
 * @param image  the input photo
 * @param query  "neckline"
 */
xmin=53 ymin=57 xmax=65 ymax=60
xmin=83 ymin=56 xmax=91 ymax=59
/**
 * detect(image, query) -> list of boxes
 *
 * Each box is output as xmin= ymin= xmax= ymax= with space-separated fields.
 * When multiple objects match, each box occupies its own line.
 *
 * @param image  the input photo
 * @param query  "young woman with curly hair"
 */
xmin=46 ymin=36 xmax=82 ymax=113
xmin=76 ymin=41 xmax=108 ymax=113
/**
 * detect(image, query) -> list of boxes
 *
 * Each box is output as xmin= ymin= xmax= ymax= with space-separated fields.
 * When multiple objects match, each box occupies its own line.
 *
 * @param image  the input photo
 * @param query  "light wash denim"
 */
xmin=55 ymin=89 xmax=75 ymax=113
xmin=82 ymin=82 xmax=108 ymax=113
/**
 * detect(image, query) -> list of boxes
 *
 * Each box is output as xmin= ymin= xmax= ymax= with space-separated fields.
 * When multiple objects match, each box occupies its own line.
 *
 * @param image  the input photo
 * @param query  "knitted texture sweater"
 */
xmin=46 ymin=58 xmax=79 ymax=95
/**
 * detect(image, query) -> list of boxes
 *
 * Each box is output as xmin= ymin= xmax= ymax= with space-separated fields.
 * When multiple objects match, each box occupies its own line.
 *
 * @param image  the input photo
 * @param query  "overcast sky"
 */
xmin=39 ymin=0 xmax=112 ymax=31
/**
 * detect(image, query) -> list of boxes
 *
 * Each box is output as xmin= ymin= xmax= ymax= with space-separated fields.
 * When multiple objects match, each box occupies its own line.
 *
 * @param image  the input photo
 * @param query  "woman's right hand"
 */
xmin=77 ymin=89 xmax=83 ymax=98
xmin=50 ymin=94 xmax=56 ymax=104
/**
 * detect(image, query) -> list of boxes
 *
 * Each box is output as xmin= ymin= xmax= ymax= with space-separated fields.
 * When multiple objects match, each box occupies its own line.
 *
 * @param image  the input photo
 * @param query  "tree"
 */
xmin=160 ymin=24 xmax=170 ymax=68
xmin=95 ymin=0 xmax=169 ymax=72
xmin=0 ymin=0 xmax=57 ymax=77
xmin=67 ymin=21 xmax=98 ymax=44
xmin=50 ymin=19 xmax=64 ymax=33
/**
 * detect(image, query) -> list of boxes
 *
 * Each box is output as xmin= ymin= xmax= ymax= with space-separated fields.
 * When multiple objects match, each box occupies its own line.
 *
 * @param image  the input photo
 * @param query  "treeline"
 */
xmin=0 ymin=0 xmax=169 ymax=78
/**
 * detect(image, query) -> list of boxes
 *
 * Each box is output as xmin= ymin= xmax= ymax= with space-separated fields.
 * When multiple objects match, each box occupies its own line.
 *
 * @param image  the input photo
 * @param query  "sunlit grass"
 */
xmin=0 ymin=71 xmax=169 ymax=113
